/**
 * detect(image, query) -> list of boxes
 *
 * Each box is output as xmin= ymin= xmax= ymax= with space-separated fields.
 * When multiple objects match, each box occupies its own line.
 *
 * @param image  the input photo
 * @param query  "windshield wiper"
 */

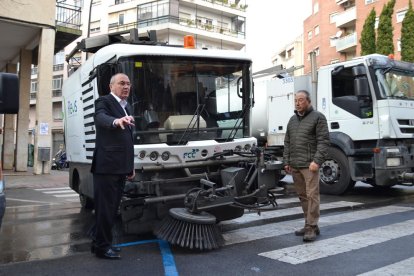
xmin=177 ymin=104 xmax=206 ymax=145
xmin=226 ymin=103 xmax=250 ymax=142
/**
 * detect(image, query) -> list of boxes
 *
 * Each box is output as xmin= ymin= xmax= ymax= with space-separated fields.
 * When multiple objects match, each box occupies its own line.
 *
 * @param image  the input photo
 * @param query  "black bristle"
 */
xmin=155 ymin=211 xmax=224 ymax=250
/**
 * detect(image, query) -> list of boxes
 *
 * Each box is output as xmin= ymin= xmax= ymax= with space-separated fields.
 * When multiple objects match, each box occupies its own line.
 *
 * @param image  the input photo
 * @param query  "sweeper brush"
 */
xmin=155 ymin=208 xmax=224 ymax=250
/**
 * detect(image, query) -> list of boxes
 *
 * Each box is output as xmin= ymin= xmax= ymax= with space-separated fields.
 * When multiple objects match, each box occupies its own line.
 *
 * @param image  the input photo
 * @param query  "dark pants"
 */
xmin=92 ymin=173 xmax=125 ymax=252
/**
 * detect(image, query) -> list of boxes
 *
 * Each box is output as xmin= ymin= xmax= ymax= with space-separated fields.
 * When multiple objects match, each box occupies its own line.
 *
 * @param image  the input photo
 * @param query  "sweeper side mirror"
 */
xmin=0 ymin=73 xmax=19 ymax=114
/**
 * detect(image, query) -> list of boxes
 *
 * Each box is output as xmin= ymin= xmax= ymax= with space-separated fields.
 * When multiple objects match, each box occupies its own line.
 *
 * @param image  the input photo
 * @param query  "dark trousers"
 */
xmin=93 ymin=173 xmax=125 ymax=251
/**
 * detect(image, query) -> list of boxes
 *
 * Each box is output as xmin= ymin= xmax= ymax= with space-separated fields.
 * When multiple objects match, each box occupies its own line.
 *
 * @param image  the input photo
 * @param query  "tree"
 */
xmin=376 ymin=0 xmax=396 ymax=56
xmin=401 ymin=0 xmax=414 ymax=62
xmin=360 ymin=8 xmax=376 ymax=55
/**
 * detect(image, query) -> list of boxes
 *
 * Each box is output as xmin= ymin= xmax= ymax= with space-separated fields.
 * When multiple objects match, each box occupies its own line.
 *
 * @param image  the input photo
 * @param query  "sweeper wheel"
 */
xmin=155 ymin=208 xmax=224 ymax=250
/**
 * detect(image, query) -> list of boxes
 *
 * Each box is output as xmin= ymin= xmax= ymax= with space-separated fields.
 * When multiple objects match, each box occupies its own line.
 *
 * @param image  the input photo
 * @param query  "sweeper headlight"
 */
xmin=244 ymin=144 xmax=251 ymax=151
xmin=235 ymin=145 xmax=242 ymax=152
xmin=139 ymin=151 xmax=146 ymax=159
xmin=150 ymin=151 xmax=159 ymax=161
xmin=161 ymin=151 xmax=170 ymax=161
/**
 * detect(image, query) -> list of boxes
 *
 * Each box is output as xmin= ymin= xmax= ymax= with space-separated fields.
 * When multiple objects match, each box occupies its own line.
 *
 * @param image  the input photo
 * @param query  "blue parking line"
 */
xmin=158 ymin=240 xmax=179 ymax=276
xmin=115 ymin=239 xmax=179 ymax=276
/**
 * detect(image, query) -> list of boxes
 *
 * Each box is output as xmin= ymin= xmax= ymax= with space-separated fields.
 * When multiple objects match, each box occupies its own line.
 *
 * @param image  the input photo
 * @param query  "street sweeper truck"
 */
xmin=252 ymin=54 xmax=414 ymax=195
xmin=63 ymin=30 xmax=282 ymax=249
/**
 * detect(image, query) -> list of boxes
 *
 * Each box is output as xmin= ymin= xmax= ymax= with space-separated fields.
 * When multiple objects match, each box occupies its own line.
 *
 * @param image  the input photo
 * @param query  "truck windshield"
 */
xmin=118 ymin=56 xmax=251 ymax=145
xmin=375 ymin=68 xmax=414 ymax=100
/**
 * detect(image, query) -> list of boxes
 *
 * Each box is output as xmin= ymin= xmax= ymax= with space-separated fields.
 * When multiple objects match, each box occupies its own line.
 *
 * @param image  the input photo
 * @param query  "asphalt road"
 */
xmin=1 ymin=178 xmax=414 ymax=276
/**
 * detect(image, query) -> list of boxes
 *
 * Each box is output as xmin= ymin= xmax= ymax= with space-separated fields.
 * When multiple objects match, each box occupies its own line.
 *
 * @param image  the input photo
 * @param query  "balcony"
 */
xmin=336 ymin=32 xmax=357 ymax=53
xmin=108 ymin=16 xmax=244 ymax=39
xmin=54 ymin=2 xmax=82 ymax=54
xmin=336 ymin=7 xmax=356 ymax=28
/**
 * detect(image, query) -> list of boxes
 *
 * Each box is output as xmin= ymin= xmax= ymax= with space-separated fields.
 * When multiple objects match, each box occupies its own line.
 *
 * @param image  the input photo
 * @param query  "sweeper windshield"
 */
xmin=115 ymin=56 xmax=252 ymax=145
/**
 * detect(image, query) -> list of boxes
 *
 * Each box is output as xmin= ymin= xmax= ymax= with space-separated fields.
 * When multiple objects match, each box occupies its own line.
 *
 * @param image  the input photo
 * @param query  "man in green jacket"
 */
xmin=283 ymin=90 xmax=330 ymax=242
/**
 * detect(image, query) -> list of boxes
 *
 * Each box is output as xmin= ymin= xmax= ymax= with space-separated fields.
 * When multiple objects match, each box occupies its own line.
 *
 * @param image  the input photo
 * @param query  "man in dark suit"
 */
xmin=91 ymin=73 xmax=135 ymax=259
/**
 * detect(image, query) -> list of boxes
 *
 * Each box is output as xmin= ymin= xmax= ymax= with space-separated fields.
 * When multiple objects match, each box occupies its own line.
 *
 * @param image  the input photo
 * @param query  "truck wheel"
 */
xmin=319 ymin=147 xmax=355 ymax=195
xmin=80 ymin=193 xmax=94 ymax=210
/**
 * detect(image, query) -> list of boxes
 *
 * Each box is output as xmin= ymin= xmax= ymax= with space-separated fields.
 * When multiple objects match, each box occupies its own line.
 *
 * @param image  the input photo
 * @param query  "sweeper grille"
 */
xmin=155 ymin=208 xmax=224 ymax=250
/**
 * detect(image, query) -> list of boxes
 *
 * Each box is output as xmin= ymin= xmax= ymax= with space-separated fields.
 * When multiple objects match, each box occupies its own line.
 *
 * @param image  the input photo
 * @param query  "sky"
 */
xmin=245 ymin=0 xmax=312 ymax=72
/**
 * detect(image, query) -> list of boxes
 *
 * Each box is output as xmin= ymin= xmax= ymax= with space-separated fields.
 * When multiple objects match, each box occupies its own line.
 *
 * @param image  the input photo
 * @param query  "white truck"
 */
xmin=63 ymin=31 xmax=281 ymax=238
xmin=252 ymin=54 xmax=414 ymax=195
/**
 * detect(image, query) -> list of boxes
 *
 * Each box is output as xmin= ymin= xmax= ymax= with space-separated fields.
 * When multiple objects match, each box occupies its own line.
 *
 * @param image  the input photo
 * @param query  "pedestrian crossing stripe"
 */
xmin=33 ymin=187 xmax=79 ymax=200
xmin=221 ymin=200 xmax=364 ymax=228
xmin=259 ymin=218 xmax=414 ymax=264
xmin=224 ymin=205 xmax=413 ymax=245
xmin=357 ymin=256 xmax=414 ymax=276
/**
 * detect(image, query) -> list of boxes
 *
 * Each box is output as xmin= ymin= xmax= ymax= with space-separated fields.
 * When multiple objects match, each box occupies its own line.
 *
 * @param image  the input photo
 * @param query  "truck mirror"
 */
xmin=352 ymin=65 xmax=366 ymax=77
xmin=0 ymin=73 xmax=19 ymax=114
xmin=332 ymin=65 xmax=344 ymax=76
xmin=354 ymin=77 xmax=370 ymax=97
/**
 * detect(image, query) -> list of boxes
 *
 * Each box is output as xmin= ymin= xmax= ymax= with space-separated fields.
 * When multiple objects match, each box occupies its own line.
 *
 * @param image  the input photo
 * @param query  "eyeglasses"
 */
xmin=117 ymin=81 xmax=131 ymax=87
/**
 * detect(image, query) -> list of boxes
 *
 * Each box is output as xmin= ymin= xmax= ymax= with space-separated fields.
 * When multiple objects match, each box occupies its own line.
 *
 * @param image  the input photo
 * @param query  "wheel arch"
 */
xmin=329 ymin=132 xmax=355 ymax=156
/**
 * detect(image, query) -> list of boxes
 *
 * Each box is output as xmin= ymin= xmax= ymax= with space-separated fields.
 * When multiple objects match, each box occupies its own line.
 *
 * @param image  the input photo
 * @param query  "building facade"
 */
xmin=303 ymin=0 xmax=411 ymax=73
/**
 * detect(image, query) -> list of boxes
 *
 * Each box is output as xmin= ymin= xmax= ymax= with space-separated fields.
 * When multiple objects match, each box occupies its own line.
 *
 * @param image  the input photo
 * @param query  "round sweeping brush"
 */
xmin=155 ymin=208 xmax=224 ymax=250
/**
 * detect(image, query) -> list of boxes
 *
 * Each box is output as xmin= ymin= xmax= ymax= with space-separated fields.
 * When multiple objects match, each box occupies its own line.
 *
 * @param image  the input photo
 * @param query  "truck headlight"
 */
xmin=386 ymin=158 xmax=401 ymax=167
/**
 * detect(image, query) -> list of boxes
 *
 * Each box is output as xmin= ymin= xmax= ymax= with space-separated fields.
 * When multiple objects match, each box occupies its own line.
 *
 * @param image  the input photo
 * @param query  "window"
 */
xmin=314 ymin=47 xmax=320 ymax=56
xmin=330 ymin=12 xmax=338 ymax=24
xmin=365 ymin=0 xmax=377 ymax=4
xmin=375 ymin=17 xmax=379 ymax=29
xmin=90 ymin=21 xmax=101 ymax=33
xmin=314 ymin=25 xmax=320 ymax=36
xmin=31 ymin=80 xmax=38 ymax=93
xmin=331 ymin=65 xmax=373 ymax=118
xmin=331 ymin=59 xmax=340 ymax=64
xmin=397 ymin=38 xmax=401 ymax=52
xmin=308 ymin=30 xmax=312 ymax=40
xmin=52 ymin=75 xmax=63 ymax=97
xmin=330 ymin=37 xmax=337 ymax=47
xmin=396 ymin=10 xmax=408 ymax=23
xmin=313 ymin=2 xmax=319 ymax=14
xmin=119 ymin=14 xmax=124 ymax=25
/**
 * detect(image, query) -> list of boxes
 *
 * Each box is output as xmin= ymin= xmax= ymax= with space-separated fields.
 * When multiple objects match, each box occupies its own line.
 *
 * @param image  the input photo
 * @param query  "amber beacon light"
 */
xmin=184 ymin=35 xmax=195 ymax=49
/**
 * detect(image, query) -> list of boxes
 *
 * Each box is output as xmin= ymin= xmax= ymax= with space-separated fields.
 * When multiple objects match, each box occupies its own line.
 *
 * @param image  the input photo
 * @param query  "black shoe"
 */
xmin=95 ymin=248 xmax=121 ymax=259
xmin=112 ymin=246 xmax=121 ymax=253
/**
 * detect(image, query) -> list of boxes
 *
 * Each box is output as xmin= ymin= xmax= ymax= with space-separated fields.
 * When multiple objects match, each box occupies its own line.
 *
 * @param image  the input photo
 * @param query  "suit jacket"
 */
xmin=91 ymin=94 xmax=134 ymax=175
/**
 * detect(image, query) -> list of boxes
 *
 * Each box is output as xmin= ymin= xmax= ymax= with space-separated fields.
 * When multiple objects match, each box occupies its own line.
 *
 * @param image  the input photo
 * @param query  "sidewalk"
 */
xmin=4 ymin=167 xmax=69 ymax=189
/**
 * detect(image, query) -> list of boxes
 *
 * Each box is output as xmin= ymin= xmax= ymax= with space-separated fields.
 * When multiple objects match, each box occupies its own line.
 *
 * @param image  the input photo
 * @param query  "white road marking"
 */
xmin=34 ymin=187 xmax=73 ymax=191
xmin=33 ymin=187 xmax=79 ymax=201
xmin=224 ymin=205 xmax=413 ymax=245
xmin=43 ymin=190 xmax=76 ymax=194
xmin=221 ymin=200 xmax=363 ymax=226
xmin=259 ymin=218 xmax=414 ymax=264
xmin=54 ymin=194 xmax=79 ymax=197
xmin=357 ymin=256 xmax=414 ymax=276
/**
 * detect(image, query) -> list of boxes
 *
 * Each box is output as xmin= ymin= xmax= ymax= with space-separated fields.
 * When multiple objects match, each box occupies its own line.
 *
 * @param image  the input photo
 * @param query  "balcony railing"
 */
xmin=109 ymin=16 xmax=245 ymax=39
xmin=201 ymin=0 xmax=248 ymax=11
xmin=53 ymin=64 xmax=64 ymax=71
xmin=56 ymin=2 xmax=81 ymax=30
xmin=336 ymin=32 xmax=357 ymax=52
xmin=336 ymin=7 xmax=356 ymax=28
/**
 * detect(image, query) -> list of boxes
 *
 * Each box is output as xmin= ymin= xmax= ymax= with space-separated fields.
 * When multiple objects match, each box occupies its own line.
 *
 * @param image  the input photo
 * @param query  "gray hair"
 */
xmin=295 ymin=90 xmax=311 ymax=102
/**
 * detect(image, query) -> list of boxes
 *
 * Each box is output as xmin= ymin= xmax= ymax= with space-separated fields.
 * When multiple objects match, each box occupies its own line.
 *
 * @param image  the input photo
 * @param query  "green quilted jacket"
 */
xmin=283 ymin=106 xmax=330 ymax=168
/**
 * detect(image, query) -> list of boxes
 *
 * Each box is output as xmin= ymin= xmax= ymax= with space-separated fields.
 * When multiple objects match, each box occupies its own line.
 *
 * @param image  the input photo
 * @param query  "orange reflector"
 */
xmin=388 ymin=54 xmax=394 ymax=60
xmin=184 ymin=35 xmax=195 ymax=49
xmin=373 ymin=148 xmax=381 ymax=153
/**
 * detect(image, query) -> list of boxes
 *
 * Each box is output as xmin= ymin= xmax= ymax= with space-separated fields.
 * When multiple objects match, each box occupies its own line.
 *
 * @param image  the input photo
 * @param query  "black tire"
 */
xmin=319 ymin=147 xmax=355 ymax=195
xmin=80 ymin=193 xmax=94 ymax=210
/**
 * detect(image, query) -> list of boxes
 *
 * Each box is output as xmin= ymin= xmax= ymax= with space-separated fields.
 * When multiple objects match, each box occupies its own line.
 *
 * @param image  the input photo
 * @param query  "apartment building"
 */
xmin=272 ymin=35 xmax=304 ymax=76
xmin=66 ymin=0 xmax=247 ymax=68
xmin=303 ymin=0 xmax=410 ymax=73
